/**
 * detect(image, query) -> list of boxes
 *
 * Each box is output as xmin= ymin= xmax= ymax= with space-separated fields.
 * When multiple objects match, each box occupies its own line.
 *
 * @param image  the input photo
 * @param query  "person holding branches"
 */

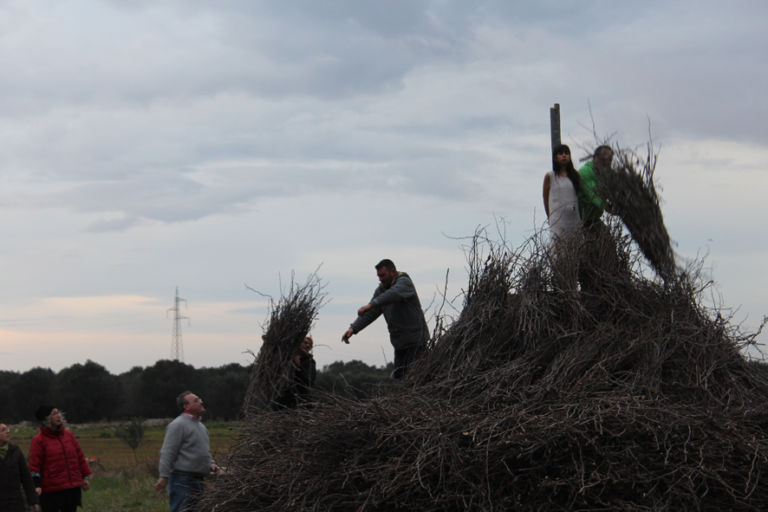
xmin=275 ymin=335 xmax=318 ymax=408
xmin=293 ymin=336 xmax=317 ymax=401
xmin=577 ymin=144 xmax=619 ymax=291
xmin=577 ymin=144 xmax=614 ymax=226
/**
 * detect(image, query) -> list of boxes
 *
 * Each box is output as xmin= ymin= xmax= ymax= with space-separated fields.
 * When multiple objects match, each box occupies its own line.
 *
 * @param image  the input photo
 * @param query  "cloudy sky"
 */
xmin=1 ymin=1 xmax=766 ymax=375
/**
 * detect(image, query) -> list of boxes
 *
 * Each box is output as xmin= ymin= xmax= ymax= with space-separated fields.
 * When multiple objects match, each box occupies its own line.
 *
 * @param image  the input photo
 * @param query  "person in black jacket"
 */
xmin=0 ymin=422 xmax=39 ymax=512
xmin=293 ymin=336 xmax=317 ymax=402
xmin=274 ymin=336 xmax=318 ymax=409
xmin=342 ymin=259 xmax=429 ymax=379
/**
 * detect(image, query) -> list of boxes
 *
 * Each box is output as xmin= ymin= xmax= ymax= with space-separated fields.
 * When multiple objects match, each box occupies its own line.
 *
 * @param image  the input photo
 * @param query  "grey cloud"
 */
xmin=0 ymin=0 xmax=472 ymax=110
xmin=2 ymin=0 xmax=767 ymax=228
xmin=37 ymin=148 xmax=490 ymax=228
xmin=85 ymin=215 xmax=142 ymax=233
xmin=56 ymin=172 xmax=249 ymax=223
xmin=568 ymin=2 xmax=768 ymax=144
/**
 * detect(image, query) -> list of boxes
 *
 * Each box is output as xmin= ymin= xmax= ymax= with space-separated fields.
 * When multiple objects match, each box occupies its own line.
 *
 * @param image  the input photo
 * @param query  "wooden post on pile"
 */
xmin=550 ymin=103 xmax=561 ymax=151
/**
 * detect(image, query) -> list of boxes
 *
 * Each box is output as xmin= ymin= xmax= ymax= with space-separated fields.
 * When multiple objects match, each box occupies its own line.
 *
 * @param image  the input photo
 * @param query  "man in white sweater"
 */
xmin=154 ymin=391 xmax=219 ymax=512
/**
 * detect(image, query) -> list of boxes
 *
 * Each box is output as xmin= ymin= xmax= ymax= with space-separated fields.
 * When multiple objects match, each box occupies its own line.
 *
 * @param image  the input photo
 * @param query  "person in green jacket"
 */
xmin=577 ymin=145 xmax=613 ymax=225
xmin=577 ymin=145 xmax=617 ymax=292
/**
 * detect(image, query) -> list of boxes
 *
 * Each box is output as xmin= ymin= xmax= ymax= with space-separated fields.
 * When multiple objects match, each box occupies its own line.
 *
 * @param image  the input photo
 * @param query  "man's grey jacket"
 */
xmin=158 ymin=415 xmax=212 ymax=478
xmin=350 ymin=272 xmax=429 ymax=350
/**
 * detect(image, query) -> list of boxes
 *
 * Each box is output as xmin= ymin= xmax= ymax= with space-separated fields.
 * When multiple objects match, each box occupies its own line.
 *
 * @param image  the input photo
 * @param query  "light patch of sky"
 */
xmin=634 ymin=136 xmax=768 ymax=352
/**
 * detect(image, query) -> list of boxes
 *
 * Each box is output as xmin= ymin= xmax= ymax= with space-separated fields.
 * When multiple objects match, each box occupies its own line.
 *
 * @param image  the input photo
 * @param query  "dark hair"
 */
xmin=552 ymin=144 xmax=581 ymax=194
xmin=176 ymin=390 xmax=194 ymax=411
xmin=375 ymin=259 xmax=396 ymax=271
xmin=593 ymin=144 xmax=613 ymax=160
xmin=35 ymin=405 xmax=55 ymax=422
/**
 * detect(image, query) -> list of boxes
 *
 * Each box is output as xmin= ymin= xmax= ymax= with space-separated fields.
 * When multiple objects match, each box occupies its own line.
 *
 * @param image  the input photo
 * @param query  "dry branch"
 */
xmin=242 ymin=272 xmax=326 ymax=414
xmin=596 ymin=142 xmax=676 ymax=281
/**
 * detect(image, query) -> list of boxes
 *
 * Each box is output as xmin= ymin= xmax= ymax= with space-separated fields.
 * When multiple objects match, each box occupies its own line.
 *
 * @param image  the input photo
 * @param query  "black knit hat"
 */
xmin=35 ymin=405 xmax=55 ymax=422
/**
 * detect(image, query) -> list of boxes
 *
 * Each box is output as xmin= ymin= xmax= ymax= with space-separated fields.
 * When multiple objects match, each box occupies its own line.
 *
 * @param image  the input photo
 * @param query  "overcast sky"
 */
xmin=1 ymin=1 xmax=766 ymax=375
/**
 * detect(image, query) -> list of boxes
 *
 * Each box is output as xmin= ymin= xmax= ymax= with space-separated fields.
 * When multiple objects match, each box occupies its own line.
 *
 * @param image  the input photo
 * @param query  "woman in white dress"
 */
xmin=542 ymin=144 xmax=582 ymax=288
xmin=543 ymin=144 xmax=581 ymax=241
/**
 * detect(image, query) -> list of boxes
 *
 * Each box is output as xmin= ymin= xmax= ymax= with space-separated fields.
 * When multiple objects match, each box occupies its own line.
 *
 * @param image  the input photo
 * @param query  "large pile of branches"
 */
xmin=242 ymin=273 xmax=325 ymax=413
xmin=200 ymin=195 xmax=767 ymax=511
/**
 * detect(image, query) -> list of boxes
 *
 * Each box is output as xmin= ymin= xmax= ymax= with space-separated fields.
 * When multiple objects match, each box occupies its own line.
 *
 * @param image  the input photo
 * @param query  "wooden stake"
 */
xmin=550 ymin=103 xmax=561 ymax=151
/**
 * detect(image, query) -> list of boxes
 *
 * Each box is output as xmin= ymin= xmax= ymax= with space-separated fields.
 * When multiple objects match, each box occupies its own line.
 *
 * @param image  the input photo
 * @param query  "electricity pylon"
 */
xmin=168 ymin=287 xmax=189 ymax=362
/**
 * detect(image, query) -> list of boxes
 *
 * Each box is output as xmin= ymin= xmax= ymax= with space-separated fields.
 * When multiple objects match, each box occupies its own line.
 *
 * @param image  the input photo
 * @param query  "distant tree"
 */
xmin=14 ymin=367 xmax=55 ymax=422
xmin=139 ymin=360 xmax=202 ymax=418
xmin=315 ymin=360 xmax=391 ymax=399
xmin=200 ymin=363 xmax=250 ymax=420
xmin=0 ymin=371 xmax=21 ymax=422
xmin=54 ymin=360 xmax=121 ymax=422
xmin=748 ymin=360 xmax=768 ymax=379
xmin=115 ymin=366 xmax=144 ymax=419
xmin=3 ymin=359 xmax=274 ymax=421
xmin=115 ymin=417 xmax=145 ymax=463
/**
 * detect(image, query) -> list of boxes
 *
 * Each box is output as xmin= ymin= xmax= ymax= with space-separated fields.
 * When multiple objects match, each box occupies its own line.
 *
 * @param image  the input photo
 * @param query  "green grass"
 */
xmin=83 ymin=470 xmax=169 ymax=512
xmin=9 ymin=420 xmax=240 ymax=511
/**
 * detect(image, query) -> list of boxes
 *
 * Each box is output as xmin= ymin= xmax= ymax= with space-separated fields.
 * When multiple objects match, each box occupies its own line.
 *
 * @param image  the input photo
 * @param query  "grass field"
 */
xmin=8 ymin=420 xmax=240 ymax=512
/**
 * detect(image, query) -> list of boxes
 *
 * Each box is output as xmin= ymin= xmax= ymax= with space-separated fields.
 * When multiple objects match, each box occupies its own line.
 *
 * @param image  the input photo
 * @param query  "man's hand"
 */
xmin=154 ymin=477 xmax=168 ymax=491
xmin=82 ymin=479 xmax=90 ymax=491
xmin=341 ymin=328 xmax=354 ymax=344
xmin=357 ymin=303 xmax=372 ymax=316
xmin=211 ymin=463 xmax=223 ymax=475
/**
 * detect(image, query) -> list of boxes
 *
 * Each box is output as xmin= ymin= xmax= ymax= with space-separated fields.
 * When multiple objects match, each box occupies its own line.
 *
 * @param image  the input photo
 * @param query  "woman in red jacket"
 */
xmin=28 ymin=406 xmax=92 ymax=512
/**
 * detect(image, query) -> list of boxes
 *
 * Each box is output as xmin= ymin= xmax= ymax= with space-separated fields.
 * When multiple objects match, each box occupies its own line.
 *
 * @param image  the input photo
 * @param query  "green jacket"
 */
xmin=577 ymin=160 xmax=605 ymax=223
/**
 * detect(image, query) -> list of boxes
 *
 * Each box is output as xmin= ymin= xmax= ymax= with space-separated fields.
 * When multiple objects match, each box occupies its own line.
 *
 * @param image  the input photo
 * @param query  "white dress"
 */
xmin=547 ymin=171 xmax=581 ymax=242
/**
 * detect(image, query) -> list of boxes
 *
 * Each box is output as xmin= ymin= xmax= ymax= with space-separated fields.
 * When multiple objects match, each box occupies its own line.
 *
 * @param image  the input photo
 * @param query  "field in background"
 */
xmin=9 ymin=420 xmax=240 ymax=512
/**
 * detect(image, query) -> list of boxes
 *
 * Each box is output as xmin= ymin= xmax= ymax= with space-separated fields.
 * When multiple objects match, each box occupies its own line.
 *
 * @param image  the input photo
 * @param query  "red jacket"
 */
xmin=28 ymin=426 xmax=92 ymax=494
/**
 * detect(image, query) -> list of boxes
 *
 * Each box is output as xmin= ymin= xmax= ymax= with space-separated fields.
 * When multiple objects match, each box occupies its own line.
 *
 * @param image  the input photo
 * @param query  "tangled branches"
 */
xmin=596 ymin=142 xmax=676 ymax=281
xmin=242 ymin=272 xmax=326 ymax=414
xmin=199 ymin=153 xmax=767 ymax=509
xmin=199 ymin=226 xmax=768 ymax=511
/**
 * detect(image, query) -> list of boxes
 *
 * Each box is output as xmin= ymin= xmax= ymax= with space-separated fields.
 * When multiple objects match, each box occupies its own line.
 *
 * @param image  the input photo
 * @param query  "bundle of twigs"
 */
xmin=242 ymin=273 xmax=325 ymax=414
xmin=596 ymin=143 xmax=676 ymax=281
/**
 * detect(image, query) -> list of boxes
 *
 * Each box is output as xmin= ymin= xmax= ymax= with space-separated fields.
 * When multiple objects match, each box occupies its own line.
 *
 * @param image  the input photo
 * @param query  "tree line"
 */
xmin=0 ymin=358 xmax=392 ymax=423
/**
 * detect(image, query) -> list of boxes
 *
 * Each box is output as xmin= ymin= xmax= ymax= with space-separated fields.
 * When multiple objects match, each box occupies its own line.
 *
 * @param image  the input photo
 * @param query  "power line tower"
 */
xmin=167 ymin=286 xmax=189 ymax=362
